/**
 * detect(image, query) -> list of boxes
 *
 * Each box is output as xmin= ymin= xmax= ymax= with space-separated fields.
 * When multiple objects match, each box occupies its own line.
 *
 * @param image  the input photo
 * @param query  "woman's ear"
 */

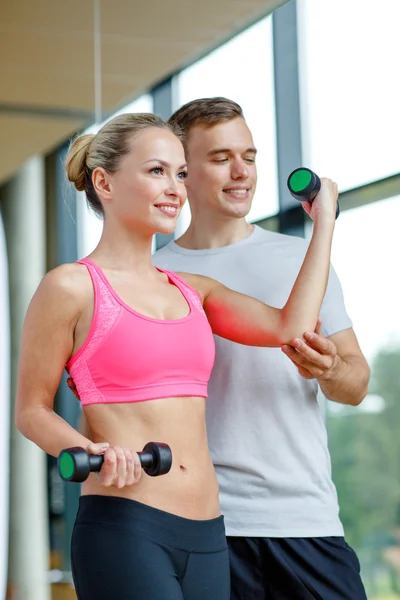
xmin=92 ymin=167 xmax=112 ymax=204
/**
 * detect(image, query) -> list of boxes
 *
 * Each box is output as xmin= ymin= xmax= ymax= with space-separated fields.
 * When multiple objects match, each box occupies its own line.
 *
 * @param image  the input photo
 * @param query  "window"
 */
xmin=297 ymin=0 xmax=400 ymax=192
xmin=175 ymin=15 xmax=278 ymax=226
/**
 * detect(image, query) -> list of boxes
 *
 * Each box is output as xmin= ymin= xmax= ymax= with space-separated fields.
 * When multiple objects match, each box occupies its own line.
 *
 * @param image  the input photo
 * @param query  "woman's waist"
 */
xmin=81 ymin=401 xmax=218 ymax=519
xmin=81 ymin=457 xmax=220 ymax=520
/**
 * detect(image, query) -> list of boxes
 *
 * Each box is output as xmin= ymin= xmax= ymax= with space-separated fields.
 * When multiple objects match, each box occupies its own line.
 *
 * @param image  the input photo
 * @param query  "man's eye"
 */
xmin=213 ymin=158 xmax=228 ymax=163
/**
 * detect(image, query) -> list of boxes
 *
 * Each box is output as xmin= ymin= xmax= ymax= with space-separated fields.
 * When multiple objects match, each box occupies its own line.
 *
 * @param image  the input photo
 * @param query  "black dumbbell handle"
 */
xmin=88 ymin=450 xmax=155 ymax=473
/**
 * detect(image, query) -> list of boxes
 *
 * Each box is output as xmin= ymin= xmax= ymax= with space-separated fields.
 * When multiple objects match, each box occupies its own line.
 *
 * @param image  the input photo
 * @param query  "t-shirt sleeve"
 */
xmin=320 ymin=264 xmax=353 ymax=337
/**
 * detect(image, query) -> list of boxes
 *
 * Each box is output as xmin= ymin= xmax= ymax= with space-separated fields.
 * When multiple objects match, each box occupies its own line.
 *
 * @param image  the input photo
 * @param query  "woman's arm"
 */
xmin=16 ymin=264 xmax=143 ymax=487
xmin=15 ymin=264 xmax=94 ymax=457
xmin=181 ymin=178 xmax=338 ymax=348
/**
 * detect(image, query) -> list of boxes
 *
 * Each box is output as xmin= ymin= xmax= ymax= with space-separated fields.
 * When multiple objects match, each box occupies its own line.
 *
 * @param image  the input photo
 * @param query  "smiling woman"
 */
xmin=15 ymin=113 xmax=230 ymax=600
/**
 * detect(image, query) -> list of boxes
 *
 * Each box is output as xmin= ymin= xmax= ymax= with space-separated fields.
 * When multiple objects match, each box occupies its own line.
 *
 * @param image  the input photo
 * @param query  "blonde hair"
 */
xmin=66 ymin=113 xmax=182 ymax=217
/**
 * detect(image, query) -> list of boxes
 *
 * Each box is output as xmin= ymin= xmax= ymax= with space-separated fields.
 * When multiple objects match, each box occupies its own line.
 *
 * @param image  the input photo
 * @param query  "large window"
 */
xmin=297 ymin=0 xmax=400 ymax=192
xmin=308 ymin=196 xmax=400 ymax=598
xmin=175 ymin=15 xmax=279 ymax=225
xmin=77 ymin=94 xmax=154 ymax=258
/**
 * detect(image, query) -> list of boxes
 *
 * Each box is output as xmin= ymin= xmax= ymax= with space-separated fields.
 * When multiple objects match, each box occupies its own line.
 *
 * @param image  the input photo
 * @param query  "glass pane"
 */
xmin=76 ymin=94 xmax=154 ymax=257
xmin=309 ymin=196 xmax=400 ymax=598
xmin=297 ymin=0 xmax=400 ymax=192
xmin=175 ymin=15 xmax=279 ymax=225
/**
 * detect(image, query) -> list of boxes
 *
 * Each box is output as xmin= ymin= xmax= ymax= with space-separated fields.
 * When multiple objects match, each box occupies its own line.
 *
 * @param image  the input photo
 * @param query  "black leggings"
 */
xmin=71 ymin=495 xmax=230 ymax=600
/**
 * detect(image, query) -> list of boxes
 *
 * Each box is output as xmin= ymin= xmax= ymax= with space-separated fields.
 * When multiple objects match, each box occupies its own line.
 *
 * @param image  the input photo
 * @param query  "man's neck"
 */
xmin=176 ymin=216 xmax=254 ymax=250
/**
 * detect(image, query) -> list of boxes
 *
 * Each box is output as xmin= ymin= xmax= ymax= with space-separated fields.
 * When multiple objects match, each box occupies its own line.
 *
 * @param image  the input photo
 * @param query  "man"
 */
xmin=153 ymin=97 xmax=370 ymax=599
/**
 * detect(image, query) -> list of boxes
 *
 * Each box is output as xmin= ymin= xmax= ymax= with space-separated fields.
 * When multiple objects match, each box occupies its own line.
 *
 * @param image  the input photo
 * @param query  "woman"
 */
xmin=15 ymin=113 xmax=338 ymax=600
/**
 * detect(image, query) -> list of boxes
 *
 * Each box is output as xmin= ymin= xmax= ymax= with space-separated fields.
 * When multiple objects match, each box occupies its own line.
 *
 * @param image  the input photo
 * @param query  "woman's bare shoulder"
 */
xmin=175 ymin=271 xmax=221 ymax=301
xmin=34 ymin=262 xmax=93 ymax=313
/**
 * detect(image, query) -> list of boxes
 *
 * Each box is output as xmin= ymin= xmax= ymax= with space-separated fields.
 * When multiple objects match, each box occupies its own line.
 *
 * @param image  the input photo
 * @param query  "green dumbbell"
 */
xmin=57 ymin=441 xmax=172 ymax=482
xmin=287 ymin=167 xmax=340 ymax=219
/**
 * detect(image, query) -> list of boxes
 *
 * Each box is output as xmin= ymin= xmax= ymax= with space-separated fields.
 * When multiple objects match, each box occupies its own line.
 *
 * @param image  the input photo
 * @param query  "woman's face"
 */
xmin=95 ymin=127 xmax=188 ymax=236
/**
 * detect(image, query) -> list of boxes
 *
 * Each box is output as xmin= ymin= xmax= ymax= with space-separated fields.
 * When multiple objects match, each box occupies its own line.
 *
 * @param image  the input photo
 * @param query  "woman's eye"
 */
xmin=177 ymin=171 xmax=188 ymax=180
xmin=151 ymin=166 xmax=164 ymax=175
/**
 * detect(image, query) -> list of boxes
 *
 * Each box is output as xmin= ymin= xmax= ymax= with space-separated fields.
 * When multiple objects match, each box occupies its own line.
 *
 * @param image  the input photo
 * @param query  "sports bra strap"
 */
xmin=163 ymin=270 xmax=205 ymax=315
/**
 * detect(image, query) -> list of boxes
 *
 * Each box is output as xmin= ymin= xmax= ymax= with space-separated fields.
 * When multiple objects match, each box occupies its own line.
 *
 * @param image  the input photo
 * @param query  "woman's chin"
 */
xmin=154 ymin=220 xmax=177 ymax=236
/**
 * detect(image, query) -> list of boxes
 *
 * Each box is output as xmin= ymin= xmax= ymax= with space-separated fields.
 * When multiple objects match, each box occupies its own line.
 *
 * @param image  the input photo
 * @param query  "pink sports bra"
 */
xmin=66 ymin=258 xmax=215 ymax=406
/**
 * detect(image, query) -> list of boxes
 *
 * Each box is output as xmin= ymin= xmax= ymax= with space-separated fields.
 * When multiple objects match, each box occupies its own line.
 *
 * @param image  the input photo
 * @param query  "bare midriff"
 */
xmin=81 ymin=395 xmax=220 ymax=520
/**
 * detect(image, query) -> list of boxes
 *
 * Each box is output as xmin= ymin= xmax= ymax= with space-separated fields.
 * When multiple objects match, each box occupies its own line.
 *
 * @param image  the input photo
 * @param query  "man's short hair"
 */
xmin=168 ymin=97 xmax=244 ymax=150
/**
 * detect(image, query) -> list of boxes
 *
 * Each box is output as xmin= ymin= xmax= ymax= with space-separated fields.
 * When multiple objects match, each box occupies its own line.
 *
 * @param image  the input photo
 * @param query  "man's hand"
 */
xmin=281 ymin=318 xmax=339 ymax=380
xmin=67 ymin=377 xmax=81 ymax=400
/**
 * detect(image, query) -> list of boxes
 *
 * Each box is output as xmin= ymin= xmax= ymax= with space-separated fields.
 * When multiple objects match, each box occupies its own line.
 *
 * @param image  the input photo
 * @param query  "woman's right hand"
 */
xmin=87 ymin=442 xmax=143 ymax=488
xmin=301 ymin=177 xmax=338 ymax=224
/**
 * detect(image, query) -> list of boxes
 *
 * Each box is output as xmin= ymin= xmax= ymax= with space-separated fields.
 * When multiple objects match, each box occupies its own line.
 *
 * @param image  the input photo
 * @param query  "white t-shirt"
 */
xmin=153 ymin=226 xmax=352 ymax=537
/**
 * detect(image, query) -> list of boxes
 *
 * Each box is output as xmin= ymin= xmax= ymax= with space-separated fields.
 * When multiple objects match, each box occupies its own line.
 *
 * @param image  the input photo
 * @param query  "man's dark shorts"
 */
xmin=228 ymin=536 xmax=367 ymax=599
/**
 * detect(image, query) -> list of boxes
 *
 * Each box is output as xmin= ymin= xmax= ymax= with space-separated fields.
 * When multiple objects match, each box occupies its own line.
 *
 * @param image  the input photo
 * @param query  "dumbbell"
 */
xmin=57 ymin=441 xmax=172 ymax=482
xmin=287 ymin=167 xmax=340 ymax=219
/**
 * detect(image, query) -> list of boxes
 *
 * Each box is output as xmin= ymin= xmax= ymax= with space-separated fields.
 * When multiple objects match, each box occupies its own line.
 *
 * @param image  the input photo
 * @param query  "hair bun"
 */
xmin=65 ymin=133 xmax=95 ymax=191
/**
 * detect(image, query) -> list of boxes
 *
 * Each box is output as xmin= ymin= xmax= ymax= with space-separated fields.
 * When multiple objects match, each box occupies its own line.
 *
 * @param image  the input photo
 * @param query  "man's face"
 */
xmin=184 ymin=117 xmax=257 ymax=219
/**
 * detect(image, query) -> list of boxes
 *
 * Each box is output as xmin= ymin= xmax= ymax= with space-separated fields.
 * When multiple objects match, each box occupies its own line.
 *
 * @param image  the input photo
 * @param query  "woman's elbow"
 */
xmin=15 ymin=408 xmax=30 ymax=438
xmin=277 ymin=310 xmax=314 ymax=346
xmin=14 ymin=404 xmax=43 ymax=439
xmin=278 ymin=324 xmax=311 ymax=347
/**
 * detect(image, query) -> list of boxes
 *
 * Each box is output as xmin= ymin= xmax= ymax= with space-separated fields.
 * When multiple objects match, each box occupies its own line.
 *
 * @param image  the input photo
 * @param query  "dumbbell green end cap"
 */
xmin=288 ymin=169 xmax=313 ymax=193
xmin=59 ymin=451 xmax=75 ymax=480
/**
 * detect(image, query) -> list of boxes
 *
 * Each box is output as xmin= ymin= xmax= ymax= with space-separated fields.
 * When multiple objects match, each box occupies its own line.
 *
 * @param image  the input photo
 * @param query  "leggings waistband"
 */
xmin=75 ymin=495 xmax=227 ymax=553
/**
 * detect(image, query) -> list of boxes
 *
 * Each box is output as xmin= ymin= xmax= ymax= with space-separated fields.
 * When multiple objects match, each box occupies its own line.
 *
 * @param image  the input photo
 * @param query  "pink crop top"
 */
xmin=66 ymin=258 xmax=216 ymax=406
